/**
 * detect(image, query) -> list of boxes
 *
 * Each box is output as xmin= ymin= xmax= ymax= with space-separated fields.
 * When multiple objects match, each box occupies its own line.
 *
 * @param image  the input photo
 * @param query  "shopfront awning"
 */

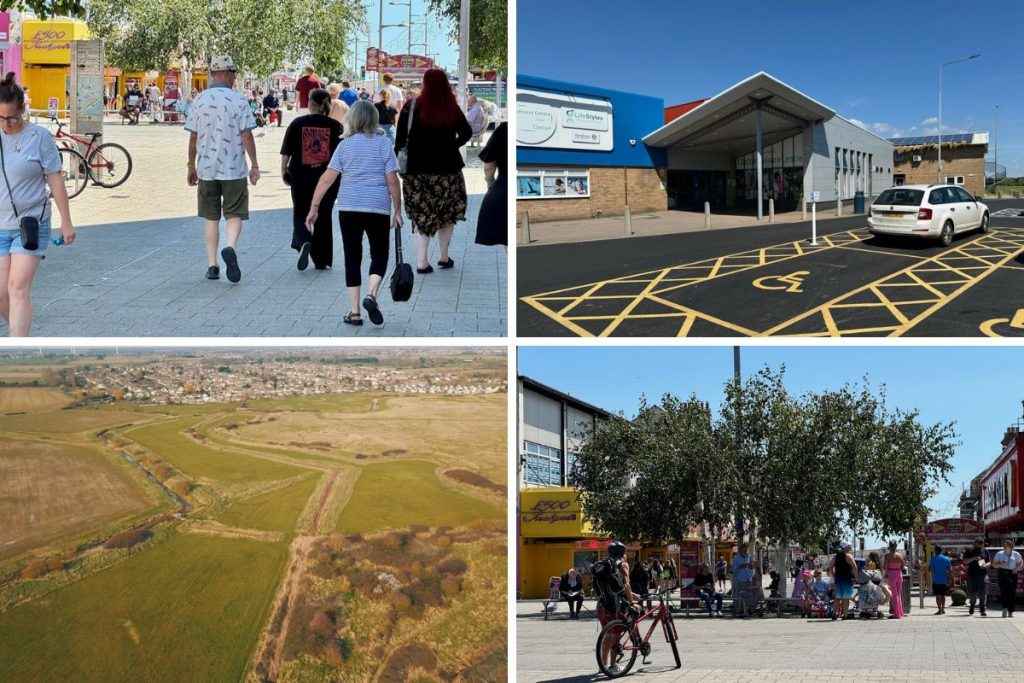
xmin=643 ymin=71 xmax=835 ymax=153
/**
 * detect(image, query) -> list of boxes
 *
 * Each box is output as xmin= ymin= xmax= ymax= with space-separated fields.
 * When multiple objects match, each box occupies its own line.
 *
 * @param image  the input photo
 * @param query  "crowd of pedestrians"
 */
xmin=177 ymin=57 xmax=506 ymax=332
xmin=555 ymin=538 xmax=1022 ymax=623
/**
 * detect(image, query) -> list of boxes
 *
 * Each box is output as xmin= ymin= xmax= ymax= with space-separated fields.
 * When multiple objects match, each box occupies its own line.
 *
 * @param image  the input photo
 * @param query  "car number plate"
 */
xmin=883 ymin=212 xmax=902 ymax=218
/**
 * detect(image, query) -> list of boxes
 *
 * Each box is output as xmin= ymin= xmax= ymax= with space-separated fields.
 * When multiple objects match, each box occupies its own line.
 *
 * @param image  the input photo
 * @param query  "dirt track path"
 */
xmin=308 ymin=470 xmax=340 ymax=535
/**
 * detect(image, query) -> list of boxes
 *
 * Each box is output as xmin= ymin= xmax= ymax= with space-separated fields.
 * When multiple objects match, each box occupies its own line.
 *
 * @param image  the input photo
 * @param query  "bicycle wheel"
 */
xmin=57 ymin=147 xmax=88 ymax=199
xmin=665 ymin=614 xmax=681 ymax=669
xmin=87 ymin=142 xmax=132 ymax=188
xmin=596 ymin=620 xmax=638 ymax=679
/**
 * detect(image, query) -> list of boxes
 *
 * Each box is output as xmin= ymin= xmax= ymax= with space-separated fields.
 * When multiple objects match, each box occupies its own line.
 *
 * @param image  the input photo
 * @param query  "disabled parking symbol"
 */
xmin=980 ymin=309 xmax=1024 ymax=337
xmin=753 ymin=271 xmax=810 ymax=294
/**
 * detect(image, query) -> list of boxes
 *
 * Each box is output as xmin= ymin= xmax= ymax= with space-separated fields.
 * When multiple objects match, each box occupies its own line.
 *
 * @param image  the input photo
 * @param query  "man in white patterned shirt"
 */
xmin=186 ymin=55 xmax=260 ymax=283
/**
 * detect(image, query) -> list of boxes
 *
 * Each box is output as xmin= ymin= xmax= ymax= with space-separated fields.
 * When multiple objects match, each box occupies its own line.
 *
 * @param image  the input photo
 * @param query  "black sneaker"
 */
xmin=980 ymin=610 xmax=987 ymax=617
xmin=297 ymin=242 xmax=311 ymax=271
xmin=205 ymin=265 xmax=220 ymax=280
xmin=221 ymin=246 xmax=241 ymax=283
xmin=969 ymin=605 xmax=975 ymax=615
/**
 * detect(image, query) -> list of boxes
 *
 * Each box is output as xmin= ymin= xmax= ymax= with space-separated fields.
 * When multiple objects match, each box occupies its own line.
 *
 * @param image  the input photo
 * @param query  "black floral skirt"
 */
xmin=402 ymin=171 xmax=467 ymax=236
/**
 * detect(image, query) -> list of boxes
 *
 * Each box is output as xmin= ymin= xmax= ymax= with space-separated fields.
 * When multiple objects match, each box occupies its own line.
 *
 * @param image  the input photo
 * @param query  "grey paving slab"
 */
xmin=3 ymin=118 xmax=506 ymax=338
xmin=517 ymin=599 xmax=1024 ymax=682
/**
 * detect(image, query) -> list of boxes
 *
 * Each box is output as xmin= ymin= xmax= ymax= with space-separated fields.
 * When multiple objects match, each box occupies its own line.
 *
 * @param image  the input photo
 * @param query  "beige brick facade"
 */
xmin=892 ymin=143 xmax=987 ymax=197
xmin=516 ymin=166 xmax=668 ymax=222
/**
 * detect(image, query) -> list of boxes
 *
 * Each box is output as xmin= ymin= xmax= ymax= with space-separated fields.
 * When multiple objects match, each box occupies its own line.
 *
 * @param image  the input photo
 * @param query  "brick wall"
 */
xmin=893 ymin=144 xmax=987 ymax=197
xmin=516 ymin=167 xmax=668 ymax=223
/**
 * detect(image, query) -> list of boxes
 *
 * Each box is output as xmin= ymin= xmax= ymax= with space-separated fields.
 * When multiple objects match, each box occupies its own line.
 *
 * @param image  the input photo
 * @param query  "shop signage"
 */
xmin=23 ymin=22 xmax=78 ymax=64
xmin=981 ymin=454 xmax=1017 ymax=524
xmin=520 ymin=488 xmax=598 ymax=538
xmin=517 ymin=87 xmax=613 ymax=152
xmin=380 ymin=54 xmax=434 ymax=72
xmin=366 ymin=47 xmax=381 ymax=73
xmin=0 ymin=12 xmax=10 ymax=47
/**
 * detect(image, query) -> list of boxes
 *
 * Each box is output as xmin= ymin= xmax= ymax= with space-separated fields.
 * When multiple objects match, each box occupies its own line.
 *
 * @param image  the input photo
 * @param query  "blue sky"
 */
xmin=518 ymin=346 xmax=1021 ymax=540
xmin=518 ymin=0 xmax=1024 ymax=176
xmin=361 ymin=0 xmax=458 ymax=73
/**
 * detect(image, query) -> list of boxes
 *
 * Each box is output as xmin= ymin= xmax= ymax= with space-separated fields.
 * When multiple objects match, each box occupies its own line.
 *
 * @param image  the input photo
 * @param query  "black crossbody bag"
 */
xmin=0 ymin=130 xmax=47 ymax=251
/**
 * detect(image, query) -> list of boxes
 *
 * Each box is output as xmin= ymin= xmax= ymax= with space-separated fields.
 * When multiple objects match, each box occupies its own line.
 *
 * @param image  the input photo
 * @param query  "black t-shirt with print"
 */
xmin=280 ymin=114 xmax=343 ymax=185
xmin=963 ymin=547 xmax=990 ymax=578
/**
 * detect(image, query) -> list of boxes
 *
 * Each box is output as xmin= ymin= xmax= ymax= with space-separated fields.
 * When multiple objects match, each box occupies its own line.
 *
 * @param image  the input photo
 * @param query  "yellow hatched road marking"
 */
xmin=521 ymin=229 xmax=869 ymax=337
xmin=766 ymin=230 xmax=1024 ymax=337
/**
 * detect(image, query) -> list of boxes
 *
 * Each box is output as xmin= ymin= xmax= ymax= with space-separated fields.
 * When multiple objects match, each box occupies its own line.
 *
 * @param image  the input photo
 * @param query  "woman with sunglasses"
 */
xmin=0 ymin=73 xmax=75 ymax=336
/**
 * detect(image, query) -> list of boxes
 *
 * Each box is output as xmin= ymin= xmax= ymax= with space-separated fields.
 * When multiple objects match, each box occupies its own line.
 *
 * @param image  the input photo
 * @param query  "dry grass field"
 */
xmin=0 ymin=388 xmax=70 ymax=413
xmin=235 ymin=394 xmax=507 ymax=482
xmin=0 ymin=409 xmax=147 ymax=435
xmin=0 ymin=440 xmax=150 ymax=561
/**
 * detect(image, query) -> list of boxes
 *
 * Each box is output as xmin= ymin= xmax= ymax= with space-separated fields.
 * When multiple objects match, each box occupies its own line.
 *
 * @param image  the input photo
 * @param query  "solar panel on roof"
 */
xmin=888 ymin=133 xmax=977 ymax=146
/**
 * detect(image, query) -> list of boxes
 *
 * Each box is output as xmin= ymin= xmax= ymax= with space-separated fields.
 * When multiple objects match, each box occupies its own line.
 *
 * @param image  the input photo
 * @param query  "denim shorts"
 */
xmin=0 ymin=220 xmax=52 ymax=257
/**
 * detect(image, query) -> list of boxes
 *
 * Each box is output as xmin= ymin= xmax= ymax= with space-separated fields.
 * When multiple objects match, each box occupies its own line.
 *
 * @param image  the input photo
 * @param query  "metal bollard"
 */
xmin=802 ymin=199 xmax=807 ymax=221
xmin=624 ymin=205 xmax=633 ymax=236
xmin=519 ymin=211 xmax=531 ymax=245
xmin=768 ymin=198 xmax=775 ymax=224
xmin=837 ymin=199 xmax=843 ymax=217
xmin=704 ymin=202 xmax=711 ymax=229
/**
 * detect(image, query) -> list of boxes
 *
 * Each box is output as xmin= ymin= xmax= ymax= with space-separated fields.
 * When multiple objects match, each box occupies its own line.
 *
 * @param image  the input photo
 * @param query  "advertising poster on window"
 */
xmin=542 ymin=177 xmax=567 ymax=196
xmin=518 ymin=170 xmax=591 ymax=200
xmin=517 ymin=175 xmax=541 ymax=198
xmin=565 ymin=176 xmax=589 ymax=196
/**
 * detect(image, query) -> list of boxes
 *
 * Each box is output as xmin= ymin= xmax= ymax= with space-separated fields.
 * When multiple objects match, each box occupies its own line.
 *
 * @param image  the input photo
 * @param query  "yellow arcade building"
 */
xmin=20 ymin=18 xmax=91 ymax=115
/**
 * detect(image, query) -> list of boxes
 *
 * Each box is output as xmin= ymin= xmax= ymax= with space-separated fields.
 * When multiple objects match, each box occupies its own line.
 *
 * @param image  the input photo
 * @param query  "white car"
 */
xmin=867 ymin=184 xmax=990 ymax=247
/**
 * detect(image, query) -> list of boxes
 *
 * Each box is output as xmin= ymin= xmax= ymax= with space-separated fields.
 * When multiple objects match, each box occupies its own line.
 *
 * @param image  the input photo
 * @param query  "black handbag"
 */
xmin=389 ymin=227 xmax=414 ymax=302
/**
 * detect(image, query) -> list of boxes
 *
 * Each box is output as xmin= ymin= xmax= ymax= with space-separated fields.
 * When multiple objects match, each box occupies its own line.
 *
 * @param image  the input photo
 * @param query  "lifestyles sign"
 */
xmin=517 ymin=87 xmax=613 ymax=152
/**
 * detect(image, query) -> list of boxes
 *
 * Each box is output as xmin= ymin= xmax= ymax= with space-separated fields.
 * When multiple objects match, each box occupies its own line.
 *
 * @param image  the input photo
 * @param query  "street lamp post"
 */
xmin=389 ymin=0 xmax=413 ymax=54
xmin=937 ymin=54 xmax=980 ymax=183
xmin=994 ymin=104 xmax=999 ymax=191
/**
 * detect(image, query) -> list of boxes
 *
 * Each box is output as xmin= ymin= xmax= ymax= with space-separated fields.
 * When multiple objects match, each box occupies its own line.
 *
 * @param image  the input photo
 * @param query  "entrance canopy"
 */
xmin=643 ymin=72 xmax=835 ymax=153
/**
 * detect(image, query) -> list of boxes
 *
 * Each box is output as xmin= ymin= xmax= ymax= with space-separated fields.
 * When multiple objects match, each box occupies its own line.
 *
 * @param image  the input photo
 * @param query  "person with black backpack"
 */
xmin=590 ymin=541 xmax=640 ymax=673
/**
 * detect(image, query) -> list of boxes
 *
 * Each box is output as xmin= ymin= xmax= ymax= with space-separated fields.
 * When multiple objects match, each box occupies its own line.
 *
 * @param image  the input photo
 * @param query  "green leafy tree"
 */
xmin=86 ymin=0 xmax=362 ymax=83
xmin=427 ymin=0 xmax=506 ymax=71
xmin=0 ymin=0 xmax=84 ymax=19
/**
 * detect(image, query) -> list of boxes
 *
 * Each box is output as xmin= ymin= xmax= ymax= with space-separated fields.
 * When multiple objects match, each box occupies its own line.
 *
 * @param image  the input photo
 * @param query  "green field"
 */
xmin=217 ymin=474 xmax=319 ymax=534
xmin=243 ymin=393 xmax=386 ymax=413
xmin=335 ymin=460 xmax=503 ymax=534
xmin=125 ymin=418 xmax=305 ymax=482
xmin=0 ymin=533 xmax=288 ymax=682
xmin=0 ymin=409 xmax=146 ymax=434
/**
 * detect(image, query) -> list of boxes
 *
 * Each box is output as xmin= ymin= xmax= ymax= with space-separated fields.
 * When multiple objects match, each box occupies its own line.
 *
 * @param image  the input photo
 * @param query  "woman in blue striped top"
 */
xmin=306 ymin=100 xmax=403 ymax=326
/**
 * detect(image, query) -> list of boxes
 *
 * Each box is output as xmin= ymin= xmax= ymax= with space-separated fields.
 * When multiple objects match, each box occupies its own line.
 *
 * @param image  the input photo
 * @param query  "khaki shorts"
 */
xmin=198 ymin=178 xmax=249 ymax=220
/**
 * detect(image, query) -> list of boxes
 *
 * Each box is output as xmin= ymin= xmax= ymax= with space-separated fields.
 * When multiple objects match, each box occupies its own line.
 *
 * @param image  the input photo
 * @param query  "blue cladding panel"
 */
xmin=517 ymin=74 xmax=667 ymax=169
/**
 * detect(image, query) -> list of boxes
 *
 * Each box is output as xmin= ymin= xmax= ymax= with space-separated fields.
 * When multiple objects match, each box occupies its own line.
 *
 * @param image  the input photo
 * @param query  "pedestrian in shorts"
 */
xmin=185 ymin=55 xmax=260 ymax=283
xmin=929 ymin=545 xmax=951 ymax=615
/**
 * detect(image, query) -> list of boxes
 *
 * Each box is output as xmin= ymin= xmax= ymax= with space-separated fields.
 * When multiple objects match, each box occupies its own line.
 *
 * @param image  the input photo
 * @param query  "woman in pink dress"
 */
xmin=884 ymin=541 xmax=906 ymax=619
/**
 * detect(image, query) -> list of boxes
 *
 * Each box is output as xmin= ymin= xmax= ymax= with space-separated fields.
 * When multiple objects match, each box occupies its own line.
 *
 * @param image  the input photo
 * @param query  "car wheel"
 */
xmin=939 ymin=221 xmax=954 ymax=247
xmin=980 ymin=212 xmax=990 ymax=234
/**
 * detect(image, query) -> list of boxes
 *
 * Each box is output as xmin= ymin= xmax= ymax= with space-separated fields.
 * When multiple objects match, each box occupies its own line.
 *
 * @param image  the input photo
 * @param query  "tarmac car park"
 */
xmin=518 ymin=199 xmax=1024 ymax=338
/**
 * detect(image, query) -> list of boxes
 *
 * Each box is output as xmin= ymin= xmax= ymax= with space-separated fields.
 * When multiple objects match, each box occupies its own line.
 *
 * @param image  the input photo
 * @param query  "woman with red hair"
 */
xmin=394 ymin=68 xmax=472 ymax=273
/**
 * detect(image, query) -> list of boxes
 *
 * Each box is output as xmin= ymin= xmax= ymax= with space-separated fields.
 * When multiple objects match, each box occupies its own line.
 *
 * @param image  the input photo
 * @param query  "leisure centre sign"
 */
xmin=516 ymin=88 xmax=614 ymax=152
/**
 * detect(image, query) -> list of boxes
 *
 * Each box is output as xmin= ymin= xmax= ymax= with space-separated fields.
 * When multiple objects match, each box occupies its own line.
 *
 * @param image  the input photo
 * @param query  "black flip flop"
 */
xmin=362 ymin=295 xmax=384 ymax=325
xmin=343 ymin=312 xmax=363 ymax=326
xmin=297 ymin=242 xmax=311 ymax=271
xmin=438 ymin=257 xmax=455 ymax=269
xmin=417 ymin=265 xmax=434 ymax=274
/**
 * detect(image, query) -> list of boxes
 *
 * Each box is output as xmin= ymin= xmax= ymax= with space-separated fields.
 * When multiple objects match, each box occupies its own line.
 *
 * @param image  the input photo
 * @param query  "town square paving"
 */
xmin=4 ymin=114 xmax=506 ymax=337
xmin=516 ymin=599 xmax=1024 ymax=681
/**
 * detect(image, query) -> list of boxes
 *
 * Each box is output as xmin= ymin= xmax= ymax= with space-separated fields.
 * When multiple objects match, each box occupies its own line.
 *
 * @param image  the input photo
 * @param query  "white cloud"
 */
xmin=848 ymin=118 xmax=905 ymax=139
xmin=921 ymin=116 xmax=938 ymax=126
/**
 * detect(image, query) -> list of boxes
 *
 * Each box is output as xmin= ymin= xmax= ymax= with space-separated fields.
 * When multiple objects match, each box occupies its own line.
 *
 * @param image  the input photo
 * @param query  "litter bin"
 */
xmin=854 ymin=191 xmax=865 ymax=214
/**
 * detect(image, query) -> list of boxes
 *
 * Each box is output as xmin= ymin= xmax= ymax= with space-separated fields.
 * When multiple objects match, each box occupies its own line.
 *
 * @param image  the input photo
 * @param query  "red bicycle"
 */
xmin=48 ymin=116 xmax=133 ymax=190
xmin=595 ymin=588 xmax=681 ymax=678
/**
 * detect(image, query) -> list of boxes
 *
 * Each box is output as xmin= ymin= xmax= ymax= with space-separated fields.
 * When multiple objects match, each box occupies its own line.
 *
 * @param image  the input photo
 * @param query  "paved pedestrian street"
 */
xmin=517 ymin=601 xmax=1024 ymax=682
xmin=3 ymin=115 xmax=506 ymax=337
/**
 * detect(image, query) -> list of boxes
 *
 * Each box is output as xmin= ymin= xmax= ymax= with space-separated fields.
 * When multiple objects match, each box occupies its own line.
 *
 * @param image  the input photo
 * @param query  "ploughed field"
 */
xmin=0 ymin=387 xmax=507 ymax=682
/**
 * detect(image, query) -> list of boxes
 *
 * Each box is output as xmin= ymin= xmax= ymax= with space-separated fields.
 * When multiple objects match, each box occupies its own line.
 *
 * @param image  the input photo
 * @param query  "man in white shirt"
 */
xmin=380 ymin=73 xmax=404 ymax=113
xmin=993 ymin=540 xmax=1022 ymax=618
xmin=466 ymin=93 xmax=486 ymax=145
xmin=185 ymin=55 xmax=260 ymax=283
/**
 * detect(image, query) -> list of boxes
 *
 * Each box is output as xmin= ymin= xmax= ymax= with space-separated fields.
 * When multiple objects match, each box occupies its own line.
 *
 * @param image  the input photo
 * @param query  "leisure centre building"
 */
xmin=517 ymin=72 xmax=895 ymax=223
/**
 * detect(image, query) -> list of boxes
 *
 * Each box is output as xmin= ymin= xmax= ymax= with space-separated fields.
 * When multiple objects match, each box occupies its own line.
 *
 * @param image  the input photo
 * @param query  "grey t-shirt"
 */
xmin=0 ymin=123 xmax=61 ymax=230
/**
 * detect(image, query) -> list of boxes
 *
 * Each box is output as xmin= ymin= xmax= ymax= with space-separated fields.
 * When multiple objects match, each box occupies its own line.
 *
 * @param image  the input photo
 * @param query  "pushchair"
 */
xmin=807 ymin=585 xmax=833 ymax=619
xmin=853 ymin=568 xmax=888 ymax=619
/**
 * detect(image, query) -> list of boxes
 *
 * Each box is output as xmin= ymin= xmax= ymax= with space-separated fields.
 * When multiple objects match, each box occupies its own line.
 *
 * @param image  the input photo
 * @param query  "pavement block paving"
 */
xmin=4 ymin=119 xmax=506 ymax=338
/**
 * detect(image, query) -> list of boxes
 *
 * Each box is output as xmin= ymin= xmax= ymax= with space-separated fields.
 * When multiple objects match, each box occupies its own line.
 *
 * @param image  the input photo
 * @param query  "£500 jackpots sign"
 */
xmin=516 ymin=87 xmax=614 ymax=152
